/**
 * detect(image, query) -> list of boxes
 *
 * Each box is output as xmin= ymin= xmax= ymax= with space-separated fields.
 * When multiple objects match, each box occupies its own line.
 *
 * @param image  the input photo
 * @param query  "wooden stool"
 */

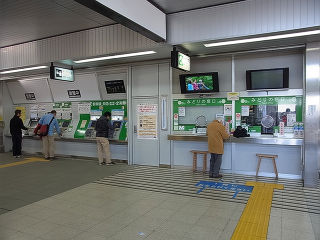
xmin=190 ymin=150 xmax=208 ymax=173
xmin=256 ymin=154 xmax=279 ymax=179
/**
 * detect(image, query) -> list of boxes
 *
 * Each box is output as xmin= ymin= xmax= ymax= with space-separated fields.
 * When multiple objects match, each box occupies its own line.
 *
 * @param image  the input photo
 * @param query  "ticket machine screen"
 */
xmin=112 ymin=115 xmax=123 ymax=121
xmin=113 ymin=121 xmax=122 ymax=128
xmin=29 ymin=120 xmax=38 ymax=128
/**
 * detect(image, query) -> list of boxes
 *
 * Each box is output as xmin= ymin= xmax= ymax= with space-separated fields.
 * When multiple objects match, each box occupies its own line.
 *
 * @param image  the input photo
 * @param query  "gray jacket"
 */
xmin=95 ymin=115 xmax=114 ymax=138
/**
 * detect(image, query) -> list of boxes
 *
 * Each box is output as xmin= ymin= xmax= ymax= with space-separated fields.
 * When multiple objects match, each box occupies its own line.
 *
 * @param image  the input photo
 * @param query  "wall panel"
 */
xmin=0 ymin=24 xmax=159 ymax=71
xmin=167 ymin=0 xmax=320 ymax=44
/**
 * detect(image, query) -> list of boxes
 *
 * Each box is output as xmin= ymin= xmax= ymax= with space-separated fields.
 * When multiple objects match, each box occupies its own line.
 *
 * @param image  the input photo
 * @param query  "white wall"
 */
xmin=49 ymin=73 xmax=101 ymax=102
xmin=167 ymin=0 xmax=320 ymax=44
xmin=172 ymin=51 xmax=303 ymax=94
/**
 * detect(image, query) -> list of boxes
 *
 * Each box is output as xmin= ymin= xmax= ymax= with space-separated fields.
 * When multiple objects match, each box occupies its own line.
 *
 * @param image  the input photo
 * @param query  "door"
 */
xmin=132 ymin=97 xmax=159 ymax=166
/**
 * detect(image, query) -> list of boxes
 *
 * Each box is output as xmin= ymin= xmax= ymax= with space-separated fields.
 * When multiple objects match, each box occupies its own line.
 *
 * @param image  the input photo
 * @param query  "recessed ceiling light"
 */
xmin=204 ymin=29 xmax=320 ymax=47
xmin=0 ymin=66 xmax=48 ymax=74
xmin=74 ymin=51 xmax=156 ymax=63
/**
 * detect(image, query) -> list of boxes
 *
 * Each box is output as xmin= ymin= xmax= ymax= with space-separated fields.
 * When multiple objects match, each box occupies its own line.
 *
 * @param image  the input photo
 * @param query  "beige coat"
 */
xmin=207 ymin=120 xmax=230 ymax=154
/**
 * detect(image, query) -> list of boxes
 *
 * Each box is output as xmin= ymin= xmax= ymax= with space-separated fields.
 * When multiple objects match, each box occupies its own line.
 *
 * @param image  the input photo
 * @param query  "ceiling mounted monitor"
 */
xmin=105 ymin=80 xmax=126 ymax=94
xmin=50 ymin=66 xmax=74 ymax=82
xmin=246 ymin=68 xmax=289 ymax=91
xmin=171 ymin=49 xmax=190 ymax=72
xmin=180 ymin=72 xmax=219 ymax=94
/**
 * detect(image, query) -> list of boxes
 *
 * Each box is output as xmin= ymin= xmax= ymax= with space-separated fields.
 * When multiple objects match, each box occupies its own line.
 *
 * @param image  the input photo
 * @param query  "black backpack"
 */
xmin=233 ymin=126 xmax=250 ymax=138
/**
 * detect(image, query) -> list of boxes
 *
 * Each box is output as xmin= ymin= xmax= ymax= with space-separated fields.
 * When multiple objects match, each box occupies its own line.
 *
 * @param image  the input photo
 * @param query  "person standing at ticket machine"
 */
xmin=95 ymin=111 xmax=115 ymax=165
xmin=10 ymin=110 xmax=28 ymax=158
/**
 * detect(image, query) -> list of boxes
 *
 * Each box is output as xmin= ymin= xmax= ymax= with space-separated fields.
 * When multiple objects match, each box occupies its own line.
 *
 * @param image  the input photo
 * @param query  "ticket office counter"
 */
xmin=168 ymin=135 xmax=303 ymax=179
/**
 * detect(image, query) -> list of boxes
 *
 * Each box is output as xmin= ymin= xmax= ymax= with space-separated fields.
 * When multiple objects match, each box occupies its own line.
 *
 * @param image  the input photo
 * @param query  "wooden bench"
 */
xmin=190 ymin=150 xmax=208 ymax=173
xmin=256 ymin=154 xmax=279 ymax=179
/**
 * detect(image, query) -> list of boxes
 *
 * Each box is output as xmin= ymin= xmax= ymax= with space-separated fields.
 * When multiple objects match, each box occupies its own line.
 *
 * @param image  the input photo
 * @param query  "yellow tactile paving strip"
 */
xmin=0 ymin=157 xmax=49 ymax=169
xmin=231 ymin=181 xmax=284 ymax=240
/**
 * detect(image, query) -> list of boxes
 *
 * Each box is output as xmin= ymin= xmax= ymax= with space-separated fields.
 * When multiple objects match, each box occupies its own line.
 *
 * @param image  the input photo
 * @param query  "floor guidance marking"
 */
xmin=231 ymin=181 xmax=284 ymax=240
xmin=0 ymin=157 xmax=49 ymax=169
xmin=195 ymin=180 xmax=253 ymax=198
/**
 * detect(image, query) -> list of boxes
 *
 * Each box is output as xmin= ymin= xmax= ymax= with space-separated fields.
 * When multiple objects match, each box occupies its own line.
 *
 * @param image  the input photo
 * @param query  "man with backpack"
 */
xmin=38 ymin=110 xmax=61 ymax=159
xmin=10 ymin=109 xmax=28 ymax=158
xmin=95 ymin=111 xmax=115 ymax=165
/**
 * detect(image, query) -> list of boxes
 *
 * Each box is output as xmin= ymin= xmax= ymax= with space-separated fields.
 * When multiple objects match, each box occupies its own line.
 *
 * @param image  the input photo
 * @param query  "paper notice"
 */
xmin=137 ymin=104 xmax=158 ymax=139
xmin=241 ymin=105 xmax=250 ymax=117
xmin=178 ymin=107 xmax=185 ymax=117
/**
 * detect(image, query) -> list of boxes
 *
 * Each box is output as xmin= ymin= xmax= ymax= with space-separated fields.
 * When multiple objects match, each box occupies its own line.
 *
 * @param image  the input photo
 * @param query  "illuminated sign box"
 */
xmin=171 ymin=50 xmax=190 ymax=71
xmin=50 ymin=66 xmax=74 ymax=81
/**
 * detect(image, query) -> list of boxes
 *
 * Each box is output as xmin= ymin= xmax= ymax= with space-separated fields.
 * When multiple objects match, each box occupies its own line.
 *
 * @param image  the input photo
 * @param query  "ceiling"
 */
xmin=148 ymin=0 xmax=245 ymax=14
xmin=0 ymin=0 xmax=115 ymax=48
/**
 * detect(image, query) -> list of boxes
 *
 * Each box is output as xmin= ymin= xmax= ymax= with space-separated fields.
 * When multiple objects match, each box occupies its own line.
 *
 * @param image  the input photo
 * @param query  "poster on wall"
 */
xmin=137 ymin=104 xmax=158 ymax=140
xmin=15 ymin=107 xmax=26 ymax=122
xmin=78 ymin=103 xmax=91 ymax=114
xmin=241 ymin=105 xmax=250 ymax=116
xmin=224 ymin=104 xmax=232 ymax=116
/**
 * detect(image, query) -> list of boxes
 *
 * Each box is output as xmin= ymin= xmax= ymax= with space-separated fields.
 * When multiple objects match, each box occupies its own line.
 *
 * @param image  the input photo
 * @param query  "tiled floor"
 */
xmin=0 ymin=153 xmax=130 ymax=214
xmin=0 ymin=158 xmax=319 ymax=240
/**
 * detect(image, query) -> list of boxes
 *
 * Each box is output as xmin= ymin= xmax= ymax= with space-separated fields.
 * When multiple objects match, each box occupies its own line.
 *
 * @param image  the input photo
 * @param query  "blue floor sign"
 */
xmin=195 ymin=181 xmax=253 ymax=198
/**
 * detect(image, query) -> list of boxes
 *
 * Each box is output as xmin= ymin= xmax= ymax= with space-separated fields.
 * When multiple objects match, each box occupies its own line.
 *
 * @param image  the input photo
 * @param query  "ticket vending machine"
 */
xmin=26 ymin=113 xmax=39 ymax=136
xmin=85 ymin=115 xmax=100 ymax=138
xmin=111 ymin=110 xmax=125 ymax=140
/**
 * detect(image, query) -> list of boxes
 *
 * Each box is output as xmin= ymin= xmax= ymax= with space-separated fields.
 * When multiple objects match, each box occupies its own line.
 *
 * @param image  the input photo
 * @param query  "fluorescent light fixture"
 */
xmin=74 ymin=51 xmax=156 ymax=63
xmin=0 ymin=66 xmax=48 ymax=74
xmin=204 ymin=29 xmax=320 ymax=47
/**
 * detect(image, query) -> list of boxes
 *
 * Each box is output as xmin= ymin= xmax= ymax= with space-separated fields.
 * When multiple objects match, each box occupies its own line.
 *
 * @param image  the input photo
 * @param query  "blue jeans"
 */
xmin=209 ymin=153 xmax=222 ymax=177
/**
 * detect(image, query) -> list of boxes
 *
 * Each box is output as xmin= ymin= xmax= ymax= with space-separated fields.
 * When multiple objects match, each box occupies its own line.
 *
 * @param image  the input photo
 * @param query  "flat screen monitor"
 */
xmin=246 ymin=68 xmax=289 ymax=90
xmin=180 ymin=72 xmax=219 ymax=94
xmin=105 ymin=80 xmax=126 ymax=94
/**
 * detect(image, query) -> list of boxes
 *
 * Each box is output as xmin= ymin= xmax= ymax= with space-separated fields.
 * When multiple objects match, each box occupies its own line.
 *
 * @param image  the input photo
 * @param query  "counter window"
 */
xmin=241 ymin=104 xmax=296 ymax=134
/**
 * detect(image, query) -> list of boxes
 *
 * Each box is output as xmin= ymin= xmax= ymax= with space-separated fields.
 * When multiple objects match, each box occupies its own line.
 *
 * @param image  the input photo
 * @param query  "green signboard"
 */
xmin=173 ymin=98 xmax=231 ymax=132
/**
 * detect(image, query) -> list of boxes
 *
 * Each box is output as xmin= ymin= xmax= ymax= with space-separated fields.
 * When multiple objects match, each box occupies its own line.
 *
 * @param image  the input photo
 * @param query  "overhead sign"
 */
xmin=50 ymin=66 xmax=74 ymax=81
xmin=25 ymin=93 xmax=36 ymax=100
xmin=171 ymin=50 xmax=190 ymax=71
xmin=227 ymin=92 xmax=240 ymax=101
xmin=67 ymin=90 xmax=81 ymax=98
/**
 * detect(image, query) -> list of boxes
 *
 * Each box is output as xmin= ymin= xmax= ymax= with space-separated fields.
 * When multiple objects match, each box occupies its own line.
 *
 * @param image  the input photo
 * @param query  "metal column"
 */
xmin=304 ymin=43 xmax=320 ymax=188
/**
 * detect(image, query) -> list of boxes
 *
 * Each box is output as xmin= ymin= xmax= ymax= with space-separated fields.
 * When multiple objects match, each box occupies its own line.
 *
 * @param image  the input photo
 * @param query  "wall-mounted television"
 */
xmin=246 ymin=68 xmax=289 ymax=91
xmin=180 ymin=72 xmax=219 ymax=94
xmin=105 ymin=80 xmax=126 ymax=94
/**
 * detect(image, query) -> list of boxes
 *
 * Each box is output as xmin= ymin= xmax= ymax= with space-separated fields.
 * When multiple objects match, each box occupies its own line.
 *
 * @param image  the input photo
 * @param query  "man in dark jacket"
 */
xmin=95 ymin=111 xmax=115 ymax=165
xmin=10 ymin=110 xmax=28 ymax=158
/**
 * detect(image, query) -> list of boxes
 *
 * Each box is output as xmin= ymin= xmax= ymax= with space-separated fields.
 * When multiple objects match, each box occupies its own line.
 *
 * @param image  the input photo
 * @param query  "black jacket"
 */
xmin=10 ymin=115 xmax=27 ymax=136
xmin=95 ymin=115 xmax=114 ymax=138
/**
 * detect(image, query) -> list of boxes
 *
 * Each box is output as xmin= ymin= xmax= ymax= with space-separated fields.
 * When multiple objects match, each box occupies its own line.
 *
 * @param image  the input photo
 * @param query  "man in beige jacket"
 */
xmin=207 ymin=120 xmax=230 ymax=178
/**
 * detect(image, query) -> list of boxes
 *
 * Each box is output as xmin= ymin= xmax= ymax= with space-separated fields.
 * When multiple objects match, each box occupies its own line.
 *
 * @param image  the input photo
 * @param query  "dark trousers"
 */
xmin=12 ymin=134 xmax=22 ymax=156
xmin=209 ymin=153 xmax=222 ymax=177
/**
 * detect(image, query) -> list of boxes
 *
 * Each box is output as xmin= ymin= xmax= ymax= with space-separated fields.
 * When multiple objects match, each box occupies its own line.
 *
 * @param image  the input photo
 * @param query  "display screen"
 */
xmin=180 ymin=72 xmax=219 ymax=93
xmin=105 ymin=80 xmax=126 ymax=94
xmin=246 ymin=68 xmax=289 ymax=90
xmin=112 ymin=115 xmax=123 ymax=121
xmin=90 ymin=115 xmax=100 ymax=121
xmin=29 ymin=120 xmax=38 ymax=128
xmin=62 ymin=121 xmax=70 ymax=128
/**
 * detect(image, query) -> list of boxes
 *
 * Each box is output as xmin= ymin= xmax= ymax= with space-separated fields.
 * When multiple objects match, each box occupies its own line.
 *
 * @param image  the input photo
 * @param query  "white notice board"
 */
xmin=137 ymin=104 xmax=158 ymax=139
